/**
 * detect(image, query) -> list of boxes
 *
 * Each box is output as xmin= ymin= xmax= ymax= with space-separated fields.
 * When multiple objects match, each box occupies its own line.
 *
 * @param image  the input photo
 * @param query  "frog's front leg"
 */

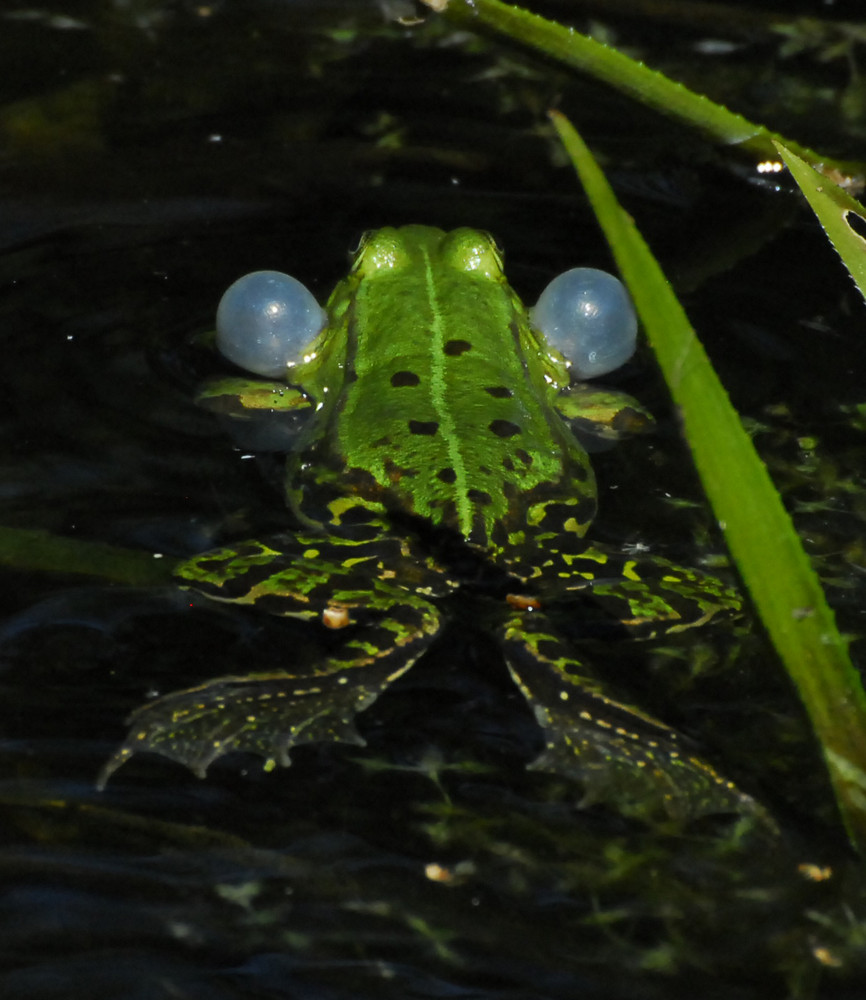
xmin=499 ymin=610 xmax=762 ymax=823
xmin=97 ymin=531 xmax=451 ymax=787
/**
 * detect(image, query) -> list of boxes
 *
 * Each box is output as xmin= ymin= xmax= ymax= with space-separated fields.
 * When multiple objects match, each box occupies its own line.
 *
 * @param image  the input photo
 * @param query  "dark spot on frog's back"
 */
xmin=409 ymin=419 xmax=439 ymax=436
xmin=467 ymin=489 xmax=492 ymax=506
xmin=541 ymin=497 xmax=596 ymax=530
xmin=444 ymin=339 xmax=472 ymax=356
xmin=490 ymin=419 xmax=521 ymax=439
xmin=437 ymin=467 xmax=457 ymax=484
xmin=337 ymin=504 xmax=381 ymax=527
xmin=391 ymin=370 xmax=420 ymax=387
xmin=485 ymin=386 xmax=512 ymax=399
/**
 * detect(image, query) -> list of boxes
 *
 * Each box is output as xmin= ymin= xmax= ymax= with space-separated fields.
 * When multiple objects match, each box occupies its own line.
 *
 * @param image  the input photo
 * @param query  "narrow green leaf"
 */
xmin=549 ymin=110 xmax=866 ymax=849
xmin=421 ymin=0 xmax=863 ymax=182
xmin=773 ymin=140 xmax=866 ymax=299
xmin=0 ymin=526 xmax=177 ymax=587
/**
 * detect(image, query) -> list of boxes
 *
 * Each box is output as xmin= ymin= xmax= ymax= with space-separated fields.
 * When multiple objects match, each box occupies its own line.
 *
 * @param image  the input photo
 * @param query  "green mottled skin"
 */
xmin=100 ymin=227 xmax=758 ymax=823
xmin=286 ymin=227 xmax=596 ymax=575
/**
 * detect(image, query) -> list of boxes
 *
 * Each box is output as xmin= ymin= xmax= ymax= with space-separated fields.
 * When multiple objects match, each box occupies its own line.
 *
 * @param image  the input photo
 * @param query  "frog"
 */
xmin=98 ymin=225 xmax=755 ymax=822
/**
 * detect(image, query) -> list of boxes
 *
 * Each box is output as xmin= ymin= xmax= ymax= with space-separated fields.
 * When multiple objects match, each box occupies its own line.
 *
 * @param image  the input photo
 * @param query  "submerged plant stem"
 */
xmin=0 ymin=526 xmax=177 ymax=588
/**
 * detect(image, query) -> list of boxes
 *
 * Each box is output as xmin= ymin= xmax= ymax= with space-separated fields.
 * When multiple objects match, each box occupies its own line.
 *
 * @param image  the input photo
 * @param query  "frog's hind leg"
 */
xmin=97 ymin=531 xmax=450 ymax=787
xmin=498 ymin=610 xmax=762 ymax=823
xmin=551 ymin=544 xmax=742 ymax=638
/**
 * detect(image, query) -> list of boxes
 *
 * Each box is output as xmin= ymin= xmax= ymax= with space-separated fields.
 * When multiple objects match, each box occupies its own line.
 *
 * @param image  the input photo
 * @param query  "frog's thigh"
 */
xmin=174 ymin=531 xmax=450 ymax=683
xmin=557 ymin=544 xmax=741 ymax=636
xmin=498 ymin=610 xmax=757 ymax=822
xmin=175 ymin=532 xmax=450 ymax=619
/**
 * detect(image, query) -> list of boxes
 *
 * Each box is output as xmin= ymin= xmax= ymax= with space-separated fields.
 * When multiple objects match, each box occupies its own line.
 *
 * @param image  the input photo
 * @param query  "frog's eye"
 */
xmin=351 ymin=228 xmax=411 ymax=276
xmin=442 ymin=228 xmax=504 ymax=280
xmin=530 ymin=268 xmax=637 ymax=379
xmin=216 ymin=270 xmax=327 ymax=378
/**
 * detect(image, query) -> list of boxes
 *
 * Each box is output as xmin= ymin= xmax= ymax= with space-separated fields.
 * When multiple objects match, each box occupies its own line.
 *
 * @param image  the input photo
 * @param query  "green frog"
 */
xmin=99 ymin=226 xmax=754 ymax=821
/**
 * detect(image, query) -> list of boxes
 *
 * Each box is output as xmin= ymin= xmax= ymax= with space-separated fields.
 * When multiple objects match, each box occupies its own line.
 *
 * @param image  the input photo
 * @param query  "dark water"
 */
xmin=2 ymin=1 xmax=866 ymax=996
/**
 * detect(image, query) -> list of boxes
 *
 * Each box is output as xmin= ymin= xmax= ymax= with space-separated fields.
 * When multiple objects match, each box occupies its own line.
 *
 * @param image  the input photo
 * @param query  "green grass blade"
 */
xmin=773 ymin=140 xmax=866 ymax=299
xmin=548 ymin=109 xmax=866 ymax=848
xmin=420 ymin=0 xmax=863 ymax=181
xmin=0 ymin=526 xmax=177 ymax=587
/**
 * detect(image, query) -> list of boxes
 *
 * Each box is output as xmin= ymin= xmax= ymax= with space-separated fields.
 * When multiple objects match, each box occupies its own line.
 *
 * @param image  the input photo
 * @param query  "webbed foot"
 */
xmin=501 ymin=611 xmax=770 ymax=825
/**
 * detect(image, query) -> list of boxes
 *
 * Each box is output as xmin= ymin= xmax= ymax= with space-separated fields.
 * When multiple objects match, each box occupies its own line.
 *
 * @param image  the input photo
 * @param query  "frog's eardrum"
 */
xmin=216 ymin=270 xmax=326 ymax=378
xmin=531 ymin=268 xmax=637 ymax=379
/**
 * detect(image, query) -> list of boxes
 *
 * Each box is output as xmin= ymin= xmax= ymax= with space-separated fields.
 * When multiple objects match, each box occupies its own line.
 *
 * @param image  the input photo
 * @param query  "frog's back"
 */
xmin=296 ymin=227 xmax=596 ymax=559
